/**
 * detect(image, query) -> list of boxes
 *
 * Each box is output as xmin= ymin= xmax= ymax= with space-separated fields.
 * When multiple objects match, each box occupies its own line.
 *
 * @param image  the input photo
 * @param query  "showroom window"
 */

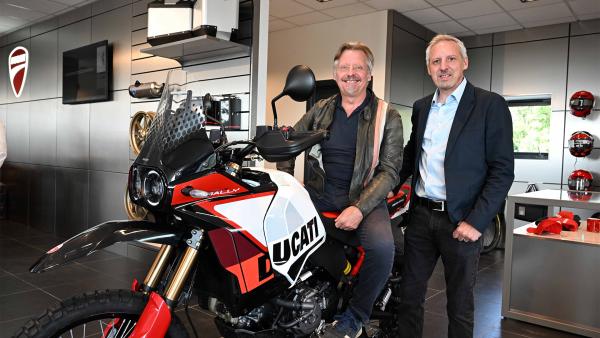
xmin=505 ymin=95 xmax=551 ymax=160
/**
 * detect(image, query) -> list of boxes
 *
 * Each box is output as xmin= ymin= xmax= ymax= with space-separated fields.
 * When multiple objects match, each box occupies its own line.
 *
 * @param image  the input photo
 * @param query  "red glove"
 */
xmin=527 ymin=210 xmax=579 ymax=235
xmin=556 ymin=211 xmax=579 ymax=231
xmin=527 ymin=211 xmax=580 ymax=235
xmin=527 ymin=218 xmax=562 ymax=235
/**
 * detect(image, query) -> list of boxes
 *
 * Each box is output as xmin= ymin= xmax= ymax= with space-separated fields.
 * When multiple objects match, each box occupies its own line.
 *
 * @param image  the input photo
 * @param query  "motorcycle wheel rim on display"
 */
xmin=129 ymin=111 xmax=157 ymax=155
xmin=13 ymin=290 xmax=187 ymax=338
xmin=124 ymin=185 xmax=149 ymax=221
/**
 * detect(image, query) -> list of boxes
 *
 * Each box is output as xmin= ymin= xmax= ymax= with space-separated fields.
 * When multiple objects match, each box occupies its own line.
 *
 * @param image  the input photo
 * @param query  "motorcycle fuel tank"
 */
xmin=261 ymin=168 xmax=326 ymax=284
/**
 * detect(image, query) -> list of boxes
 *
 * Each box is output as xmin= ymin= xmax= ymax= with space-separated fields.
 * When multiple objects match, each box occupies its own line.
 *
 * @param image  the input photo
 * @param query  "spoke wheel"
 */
xmin=13 ymin=290 xmax=188 ymax=338
xmin=129 ymin=111 xmax=156 ymax=155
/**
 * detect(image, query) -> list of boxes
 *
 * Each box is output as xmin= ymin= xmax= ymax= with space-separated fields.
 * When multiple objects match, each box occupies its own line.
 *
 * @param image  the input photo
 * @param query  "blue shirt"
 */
xmin=416 ymin=77 xmax=467 ymax=201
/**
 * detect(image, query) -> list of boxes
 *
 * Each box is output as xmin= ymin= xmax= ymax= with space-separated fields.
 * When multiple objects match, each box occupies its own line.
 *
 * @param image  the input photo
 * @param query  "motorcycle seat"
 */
xmin=319 ymin=212 xmax=360 ymax=247
xmin=317 ymin=186 xmax=411 ymax=247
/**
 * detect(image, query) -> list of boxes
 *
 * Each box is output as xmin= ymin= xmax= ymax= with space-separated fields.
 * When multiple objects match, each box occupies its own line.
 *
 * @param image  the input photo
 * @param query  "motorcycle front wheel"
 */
xmin=13 ymin=289 xmax=188 ymax=338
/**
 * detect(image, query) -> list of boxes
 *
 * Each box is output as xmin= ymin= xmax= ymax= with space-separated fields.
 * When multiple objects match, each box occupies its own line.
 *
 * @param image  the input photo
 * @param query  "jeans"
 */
xmin=348 ymin=202 xmax=395 ymax=323
xmin=396 ymin=203 xmax=482 ymax=338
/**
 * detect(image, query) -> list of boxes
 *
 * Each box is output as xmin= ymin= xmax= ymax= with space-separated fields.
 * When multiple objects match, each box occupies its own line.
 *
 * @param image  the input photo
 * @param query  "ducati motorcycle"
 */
xmin=14 ymin=66 xmax=409 ymax=338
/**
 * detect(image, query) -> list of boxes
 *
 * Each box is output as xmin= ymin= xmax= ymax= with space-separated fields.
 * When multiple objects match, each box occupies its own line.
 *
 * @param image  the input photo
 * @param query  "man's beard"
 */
xmin=341 ymin=75 xmax=363 ymax=96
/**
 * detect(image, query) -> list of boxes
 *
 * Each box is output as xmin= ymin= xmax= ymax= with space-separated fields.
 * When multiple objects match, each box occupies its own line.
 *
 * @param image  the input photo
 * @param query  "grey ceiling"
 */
xmin=0 ymin=0 xmax=598 ymax=37
xmin=0 ymin=0 xmax=92 ymax=36
xmin=269 ymin=0 xmax=600 ymax=36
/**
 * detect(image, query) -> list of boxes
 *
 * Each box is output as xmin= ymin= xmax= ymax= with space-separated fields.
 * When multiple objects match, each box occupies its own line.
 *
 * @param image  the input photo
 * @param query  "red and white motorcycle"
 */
xmin=15 ymin=66 xmax=409 ymax=338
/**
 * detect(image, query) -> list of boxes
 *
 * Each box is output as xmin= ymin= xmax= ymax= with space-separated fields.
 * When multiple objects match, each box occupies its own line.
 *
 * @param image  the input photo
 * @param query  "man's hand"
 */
xmin=335 ymin=206 xmax=363 ymax=231
xmin=453 ymin=221 xmax=482 ymax=242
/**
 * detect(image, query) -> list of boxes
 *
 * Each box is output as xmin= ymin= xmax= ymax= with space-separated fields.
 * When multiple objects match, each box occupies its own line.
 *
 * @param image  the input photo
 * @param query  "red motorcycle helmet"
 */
xmin=567 ymin=191 xmax=593 ymax=201
xmin=569 ymin=91 xmax=595 ymax=118
xmin=568 ymin=131 xmax=594 ymax=157
xmin=568 ymin=169 xmax=593 ymax=191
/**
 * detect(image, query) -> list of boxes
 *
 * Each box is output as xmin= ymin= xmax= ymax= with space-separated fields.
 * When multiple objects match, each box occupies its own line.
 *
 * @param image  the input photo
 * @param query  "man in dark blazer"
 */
xmin=396 ymin=34 xmax=514 ymax=337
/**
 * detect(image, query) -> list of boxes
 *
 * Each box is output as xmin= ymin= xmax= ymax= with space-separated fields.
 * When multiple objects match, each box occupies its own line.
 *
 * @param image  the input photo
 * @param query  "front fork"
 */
xmin=108 ymin=228 xmax=204 ymax=338
xmin=163 ymin=228 xmax=203 ymax=305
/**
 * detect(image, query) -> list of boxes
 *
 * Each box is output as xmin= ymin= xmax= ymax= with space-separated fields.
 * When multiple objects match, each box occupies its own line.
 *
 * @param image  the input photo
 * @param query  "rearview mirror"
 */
xmin=282 ymin=65 xmax=315 ymax=102
xmin=271 ymin=65 xmax=315 ymax=129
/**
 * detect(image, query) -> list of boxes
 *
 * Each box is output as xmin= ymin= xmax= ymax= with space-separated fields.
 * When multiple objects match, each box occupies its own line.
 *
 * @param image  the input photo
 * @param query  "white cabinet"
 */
xmin=502 ymin=189 xmax=600 ymax=337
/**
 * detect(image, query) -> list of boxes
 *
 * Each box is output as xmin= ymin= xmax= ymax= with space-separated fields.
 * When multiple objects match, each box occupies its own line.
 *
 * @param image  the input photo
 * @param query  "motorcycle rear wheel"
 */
xmin=13 ymin=289 xmax=188 ymax=338
xmin=482 ymin=214 xmax=503 ymax=254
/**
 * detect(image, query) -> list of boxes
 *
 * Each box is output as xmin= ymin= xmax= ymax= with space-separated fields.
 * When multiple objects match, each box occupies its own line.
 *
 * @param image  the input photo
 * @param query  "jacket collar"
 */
xmin=415 ymin=81 xmax=475 ymax=158
xmin=416 ymin=94 xmax=433 ymax=150
xmin=445 ymin=81 xmax=475 ymax=156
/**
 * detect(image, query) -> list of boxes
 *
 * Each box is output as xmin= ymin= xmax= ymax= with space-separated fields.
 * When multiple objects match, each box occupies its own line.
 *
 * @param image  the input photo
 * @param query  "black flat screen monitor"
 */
xmin=62 ymin=40 xmax=111 ymax=104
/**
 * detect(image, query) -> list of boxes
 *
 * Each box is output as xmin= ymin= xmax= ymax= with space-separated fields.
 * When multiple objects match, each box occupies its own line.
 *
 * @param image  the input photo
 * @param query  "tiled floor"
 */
xmin=0 ymin=220 xmax=582 ymax=338
xmin=421 ymin=251 xmax=582 ymax=338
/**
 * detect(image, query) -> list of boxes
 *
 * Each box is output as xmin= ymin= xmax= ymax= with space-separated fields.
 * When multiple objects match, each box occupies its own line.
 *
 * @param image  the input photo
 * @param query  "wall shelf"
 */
xmin=141 ymin=35 xmax=250 ymax=64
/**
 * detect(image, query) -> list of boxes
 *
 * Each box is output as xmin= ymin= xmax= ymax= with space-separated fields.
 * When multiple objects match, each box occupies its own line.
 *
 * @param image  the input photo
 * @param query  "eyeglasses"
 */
xmin=336 ymin=64 xmax=367 ymax=73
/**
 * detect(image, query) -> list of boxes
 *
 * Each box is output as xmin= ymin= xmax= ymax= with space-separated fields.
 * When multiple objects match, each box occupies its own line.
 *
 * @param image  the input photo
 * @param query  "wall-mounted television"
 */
xmin=62 ymin=40 xmax=111 ymax=104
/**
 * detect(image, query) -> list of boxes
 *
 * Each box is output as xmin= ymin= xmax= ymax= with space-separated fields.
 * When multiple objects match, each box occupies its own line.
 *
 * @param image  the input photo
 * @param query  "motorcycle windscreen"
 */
xmin=263 ymin=169 xmax=326 ymax=285
xmin=133 ymin=69 xmax=216 ymax=182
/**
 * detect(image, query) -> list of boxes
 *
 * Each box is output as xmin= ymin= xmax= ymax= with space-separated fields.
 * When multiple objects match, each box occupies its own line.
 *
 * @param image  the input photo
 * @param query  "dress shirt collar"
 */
xmin=431 ymin=77 xmax=467 ymax=105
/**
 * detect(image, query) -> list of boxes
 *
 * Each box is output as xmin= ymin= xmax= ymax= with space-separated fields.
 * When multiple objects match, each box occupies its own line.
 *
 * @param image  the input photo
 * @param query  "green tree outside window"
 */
xmin=506 ymin=96 xmax=551 ymax=160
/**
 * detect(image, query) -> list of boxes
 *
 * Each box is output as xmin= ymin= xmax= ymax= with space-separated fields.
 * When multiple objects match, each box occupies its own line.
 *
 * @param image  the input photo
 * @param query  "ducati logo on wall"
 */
xmin=8 ymin=46 xmax=29 ymax=98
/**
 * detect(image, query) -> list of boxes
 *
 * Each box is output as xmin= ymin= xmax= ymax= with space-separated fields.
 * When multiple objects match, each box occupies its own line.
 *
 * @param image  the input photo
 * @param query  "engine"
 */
xmin=209 ymin=279 xmax=333 ymax=336
xmin=273 ymin=282 xmax=329 ymax=336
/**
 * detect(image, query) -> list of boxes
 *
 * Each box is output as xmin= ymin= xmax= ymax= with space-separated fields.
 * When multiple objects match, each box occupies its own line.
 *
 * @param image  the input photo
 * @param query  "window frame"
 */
xmin=504 ymin=94 xmax=552 ymax=160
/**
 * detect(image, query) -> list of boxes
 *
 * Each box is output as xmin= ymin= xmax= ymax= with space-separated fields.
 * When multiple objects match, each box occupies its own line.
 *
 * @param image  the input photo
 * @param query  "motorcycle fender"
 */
xmin=129 ymin=292 xmax=171 ymax=338
xmin=30 ymin=220 xmax=183 ymax=273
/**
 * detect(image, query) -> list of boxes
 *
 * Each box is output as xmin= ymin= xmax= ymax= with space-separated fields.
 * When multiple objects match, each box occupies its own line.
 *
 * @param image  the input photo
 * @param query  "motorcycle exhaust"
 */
xmin=129 ymin=80 xmax=164 ymax=99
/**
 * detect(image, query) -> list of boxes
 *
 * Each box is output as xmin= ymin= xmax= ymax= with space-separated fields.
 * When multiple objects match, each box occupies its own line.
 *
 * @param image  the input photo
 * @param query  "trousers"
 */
xmin=396 ymin=203 xmax=482 ymax=337
xmin=348 ymin=202 xmax=395 ymax=323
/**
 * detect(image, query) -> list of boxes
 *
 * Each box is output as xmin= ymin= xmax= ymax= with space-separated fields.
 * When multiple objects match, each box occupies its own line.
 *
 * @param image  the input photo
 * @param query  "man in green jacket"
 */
xmin=277 ymin=41 xmax=403 ymax=338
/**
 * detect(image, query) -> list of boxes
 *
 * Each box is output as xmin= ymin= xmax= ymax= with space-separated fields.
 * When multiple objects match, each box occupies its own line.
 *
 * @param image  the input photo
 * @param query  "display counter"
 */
xmin=502 ymin=189 xmax=600 ymax=337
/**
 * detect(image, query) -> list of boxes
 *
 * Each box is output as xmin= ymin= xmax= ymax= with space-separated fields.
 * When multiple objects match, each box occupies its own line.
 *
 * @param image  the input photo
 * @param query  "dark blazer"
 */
xmin=399 ymin=81 xmax=514 ymax=233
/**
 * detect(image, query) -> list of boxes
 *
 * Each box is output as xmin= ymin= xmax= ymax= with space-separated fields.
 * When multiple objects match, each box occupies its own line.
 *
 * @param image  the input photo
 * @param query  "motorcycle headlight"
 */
xmin=143 ymin=170 xmax=166 ymax=206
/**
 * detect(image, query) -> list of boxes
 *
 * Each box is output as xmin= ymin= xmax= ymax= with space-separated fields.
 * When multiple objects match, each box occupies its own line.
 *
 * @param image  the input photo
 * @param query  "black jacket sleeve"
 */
xmin=465 ymin=94 xmax=515 ymax=233
xmin=354 ymin=108 xmax=404 ymax=216
xmin=396 ymin=100 xmax=422 ymax=191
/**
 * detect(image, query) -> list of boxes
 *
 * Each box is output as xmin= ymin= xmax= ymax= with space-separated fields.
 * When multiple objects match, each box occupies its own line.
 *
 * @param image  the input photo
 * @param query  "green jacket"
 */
xmin=277 ymin=92 xmax=404 ymax=216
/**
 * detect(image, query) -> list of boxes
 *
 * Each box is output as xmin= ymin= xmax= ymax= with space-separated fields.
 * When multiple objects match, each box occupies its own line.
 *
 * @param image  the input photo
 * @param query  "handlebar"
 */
xmin=254 ymin=128 xmax=328 ymax=162
xmin=214 ymin=128 xmax=328 ymax=165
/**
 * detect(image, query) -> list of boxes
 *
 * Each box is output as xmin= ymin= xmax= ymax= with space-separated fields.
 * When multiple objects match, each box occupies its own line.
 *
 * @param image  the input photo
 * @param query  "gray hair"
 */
xmin=333 ymin=41 xmax=374 ymax=73
xmin=425 ymin=34 xmax=468 ymax=64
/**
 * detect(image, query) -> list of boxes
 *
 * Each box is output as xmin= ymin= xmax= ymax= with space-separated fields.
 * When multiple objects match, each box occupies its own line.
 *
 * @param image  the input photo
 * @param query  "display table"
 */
xmin=502 ymin=189 xmax=600 ymax=337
